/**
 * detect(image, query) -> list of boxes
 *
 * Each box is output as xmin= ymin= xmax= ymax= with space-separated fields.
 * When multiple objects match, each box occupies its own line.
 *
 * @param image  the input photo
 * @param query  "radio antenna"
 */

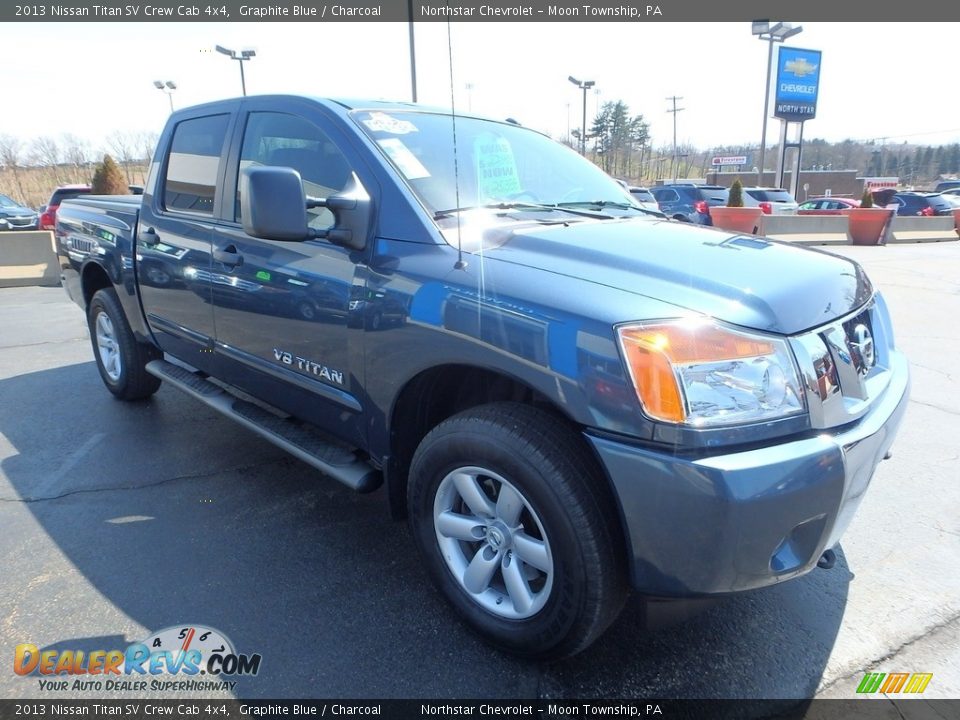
xmin=447 ymin=21 xmax=466 ymax=271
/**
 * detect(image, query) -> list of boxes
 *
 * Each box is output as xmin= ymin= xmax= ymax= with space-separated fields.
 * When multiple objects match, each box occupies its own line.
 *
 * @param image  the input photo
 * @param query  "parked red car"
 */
xmin=797 ymin=197 xmax=861 ymax=215
xmin=39 ymin=184 xmax=143 ymax=230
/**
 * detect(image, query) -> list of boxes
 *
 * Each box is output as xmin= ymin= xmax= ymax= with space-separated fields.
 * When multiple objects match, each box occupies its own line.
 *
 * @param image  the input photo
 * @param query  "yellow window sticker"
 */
xmin=475 ymin=134 xmax=521 ymax=201
xmin=378 ymin=138 xmax=431 ymax=180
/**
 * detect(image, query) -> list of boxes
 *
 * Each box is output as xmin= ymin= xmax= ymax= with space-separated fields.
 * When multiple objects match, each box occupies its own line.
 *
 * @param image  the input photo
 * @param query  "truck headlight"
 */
xmin=616 ymin=318 xmax=804 ymax=426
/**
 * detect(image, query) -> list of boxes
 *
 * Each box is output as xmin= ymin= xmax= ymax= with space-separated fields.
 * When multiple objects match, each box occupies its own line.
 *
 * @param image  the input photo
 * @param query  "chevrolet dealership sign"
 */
xmin=774 ymin=47 xmax=822 ymax=121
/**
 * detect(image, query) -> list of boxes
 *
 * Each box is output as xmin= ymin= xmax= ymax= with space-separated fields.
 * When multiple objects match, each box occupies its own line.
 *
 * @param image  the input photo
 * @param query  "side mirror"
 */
xmin=241 ymin=166 xmax=372 ymax=251
xmin=312 ymin=173 xmax=373 ymax=251
xmin=241 ymin=166 xmax=310 ymax=241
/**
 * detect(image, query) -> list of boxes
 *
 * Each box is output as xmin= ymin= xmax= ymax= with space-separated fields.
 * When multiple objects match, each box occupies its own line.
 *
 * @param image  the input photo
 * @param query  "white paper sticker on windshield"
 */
xmin=362 ymin=112 xmax=419 ymax=135
xmin=378 ymin=138 xmax=430 ymax=180
xmin=475 ymin=134 xmax=521 ymax=201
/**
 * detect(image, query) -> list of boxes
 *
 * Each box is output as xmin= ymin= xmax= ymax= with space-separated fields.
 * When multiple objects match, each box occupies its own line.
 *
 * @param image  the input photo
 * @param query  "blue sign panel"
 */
xmin=774 ymin=47 xmax=822 ymax=122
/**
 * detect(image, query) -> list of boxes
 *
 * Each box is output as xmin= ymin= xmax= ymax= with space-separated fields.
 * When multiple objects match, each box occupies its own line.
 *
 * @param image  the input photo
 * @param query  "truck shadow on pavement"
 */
xmin=1 ymin=363 xmax=851 ymax=699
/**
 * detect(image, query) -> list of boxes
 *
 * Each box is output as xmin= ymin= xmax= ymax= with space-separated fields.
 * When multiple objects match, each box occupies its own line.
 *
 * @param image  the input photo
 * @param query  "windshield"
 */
xmin=353 ymin=110 xmax=634 ymax=218
xmin=0 ymin=194 xmax=20 ymax=208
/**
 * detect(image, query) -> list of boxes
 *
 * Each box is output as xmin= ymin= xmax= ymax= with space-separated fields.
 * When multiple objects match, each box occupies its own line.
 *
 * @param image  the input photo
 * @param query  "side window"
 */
xmin=237 ymin=112 xmax=352 ymax=229
xmin=655 ymin=189 xmax=679 ymax=204
xmin=163 ymin=114 xmax=230 ymax=216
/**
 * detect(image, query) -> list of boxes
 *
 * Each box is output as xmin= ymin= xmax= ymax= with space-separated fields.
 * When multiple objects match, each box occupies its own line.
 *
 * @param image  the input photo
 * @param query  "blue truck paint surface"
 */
xmin=56 ymin=95 xmax=908 ymax=602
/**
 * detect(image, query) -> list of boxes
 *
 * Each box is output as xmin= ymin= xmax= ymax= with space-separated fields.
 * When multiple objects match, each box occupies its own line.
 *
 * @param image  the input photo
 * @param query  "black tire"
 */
xmin=88 ymin=288 xmax=162 ymax=400
xmin=408 ymin=402 xmax=628 ymax=660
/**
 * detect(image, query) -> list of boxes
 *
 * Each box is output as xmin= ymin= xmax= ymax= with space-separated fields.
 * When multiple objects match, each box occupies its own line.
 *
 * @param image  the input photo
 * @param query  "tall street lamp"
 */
xmin=568 ymin=76 xmax=595 ymax=156
xmin=215 ymin=45 xmax=256 ymax=96
xmin=752 ymin=20 xmax=802 ymax=185
xmin=153 ymin=80 xmax=177 ymax=112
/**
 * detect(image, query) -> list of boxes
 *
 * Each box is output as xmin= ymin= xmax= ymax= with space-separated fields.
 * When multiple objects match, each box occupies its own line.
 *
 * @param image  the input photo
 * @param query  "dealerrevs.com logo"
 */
xmin=14 ymin=625 xmax=261 ymax=692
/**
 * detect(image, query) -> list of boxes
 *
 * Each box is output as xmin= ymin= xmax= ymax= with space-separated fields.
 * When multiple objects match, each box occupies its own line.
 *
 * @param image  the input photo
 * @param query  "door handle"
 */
xmin=213 ymin=244 xmax=244 ymax=267
xmin=140 ymin=227 xmax=159 ymax=247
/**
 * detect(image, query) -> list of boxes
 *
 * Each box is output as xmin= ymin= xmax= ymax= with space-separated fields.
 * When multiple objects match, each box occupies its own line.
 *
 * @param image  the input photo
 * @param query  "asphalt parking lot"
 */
xmin=1 ymin=242 xmax=958 ymax=701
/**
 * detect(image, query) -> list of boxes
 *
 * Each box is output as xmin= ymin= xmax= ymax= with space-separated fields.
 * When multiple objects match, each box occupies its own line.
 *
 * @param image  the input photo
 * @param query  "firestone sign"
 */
xmin=711 ymin=156 xmax=749 ymax=166
xmin=774 ymin=47 xmax=822 ymax=121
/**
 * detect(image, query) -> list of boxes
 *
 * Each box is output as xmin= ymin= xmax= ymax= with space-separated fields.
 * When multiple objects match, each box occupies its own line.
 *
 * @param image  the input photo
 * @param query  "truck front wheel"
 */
xmin=408 ymin=402 xmax=627 ymax=660
xmin=88 ymin=288 xmax=162 ymax=401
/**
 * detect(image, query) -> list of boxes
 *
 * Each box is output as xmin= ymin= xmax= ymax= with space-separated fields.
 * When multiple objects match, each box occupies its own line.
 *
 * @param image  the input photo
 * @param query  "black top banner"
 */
xmin=2 ymin=0 xmax=955 ymax=23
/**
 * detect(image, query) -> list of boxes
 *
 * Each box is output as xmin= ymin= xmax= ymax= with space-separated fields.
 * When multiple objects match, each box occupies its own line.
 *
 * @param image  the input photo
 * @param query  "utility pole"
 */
xmin=666 ymin=96 xmax=684 ymax=182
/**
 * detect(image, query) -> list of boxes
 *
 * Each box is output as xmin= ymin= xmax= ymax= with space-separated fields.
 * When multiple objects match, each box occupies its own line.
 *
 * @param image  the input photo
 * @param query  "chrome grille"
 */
xmin=790 ymin=297 xmax=894 ymax=429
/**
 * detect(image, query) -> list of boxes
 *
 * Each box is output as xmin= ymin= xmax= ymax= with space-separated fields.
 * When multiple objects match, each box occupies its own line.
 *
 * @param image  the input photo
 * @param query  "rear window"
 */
xmin=50 ymin=188 xmax=91 ymax=205
xmin=928 ymin=195 xmax=952 ymax=211
xmin=630 ymin=189 xmax=655 ymax=203
xmin=164 ymin=114 xmax=230 ymax=216
xmin=746 ymin=189 xmax=794 ymax=202
xmin=696 ymin=188 xmax=729 ymax=203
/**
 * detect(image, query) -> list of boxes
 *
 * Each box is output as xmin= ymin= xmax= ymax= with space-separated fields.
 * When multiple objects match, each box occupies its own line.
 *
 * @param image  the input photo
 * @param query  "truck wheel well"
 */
xmin=388 ymin=365 xmax=584 ymax=518
xmin=81 ymin=263 xmax=112 ymax=309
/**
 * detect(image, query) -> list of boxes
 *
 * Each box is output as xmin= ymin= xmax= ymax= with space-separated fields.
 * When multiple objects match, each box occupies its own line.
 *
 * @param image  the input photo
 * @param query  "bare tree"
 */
xmin=106 ymin=131 xmax=137 ymax=184
xmin=61 ymin=133 xmax=92 ymax=183
xmin=30 ymin=136 xmax=63 ymax=186
xmin=133 ymin=131 xmax=160 ymax=184
xmin=0 ymin=134 xmax=28 ymax=202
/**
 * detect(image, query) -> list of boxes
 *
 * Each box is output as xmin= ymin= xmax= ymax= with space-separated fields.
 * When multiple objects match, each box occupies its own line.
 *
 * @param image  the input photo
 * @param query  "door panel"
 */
xmin=211 ymin=110 xmax=366 ymax=445
xmin=139 ymin=113 xmax=231 ymax=372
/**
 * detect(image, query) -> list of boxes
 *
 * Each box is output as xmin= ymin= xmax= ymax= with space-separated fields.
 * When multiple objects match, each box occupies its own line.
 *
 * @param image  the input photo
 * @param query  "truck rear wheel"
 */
xmin=88 ymin=288 xmax=162 ymax=400
xmin=408 ymin=402 xmax=627 ymax=660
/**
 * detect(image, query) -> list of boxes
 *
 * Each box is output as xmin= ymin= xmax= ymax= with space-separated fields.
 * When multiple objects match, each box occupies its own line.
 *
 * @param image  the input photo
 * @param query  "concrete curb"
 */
xmin=0 ymin=231 xmax=61 ymax=288
xmin=886 ymin=216 xmax=958 ymax=244
xmin=758 ymin=215 xmax=850 ymax=245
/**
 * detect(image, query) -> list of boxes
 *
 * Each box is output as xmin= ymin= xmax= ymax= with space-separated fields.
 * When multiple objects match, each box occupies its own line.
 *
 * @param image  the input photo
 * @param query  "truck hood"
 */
xmin=478 ymin=218 xmax=872 ymax=335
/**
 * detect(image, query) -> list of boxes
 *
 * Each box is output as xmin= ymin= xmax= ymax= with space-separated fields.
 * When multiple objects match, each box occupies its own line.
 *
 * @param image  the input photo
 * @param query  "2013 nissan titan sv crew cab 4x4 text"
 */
xmin=56 ymin=96 xmax=909 ymax=660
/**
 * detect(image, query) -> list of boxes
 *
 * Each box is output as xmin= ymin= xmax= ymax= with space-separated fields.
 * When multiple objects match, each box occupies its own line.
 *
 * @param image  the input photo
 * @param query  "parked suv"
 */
xmin=651 ymin=184 xmax=729 ymax=224
xmin=934 ymin=180 xmax=960 ymax=193
xmin=742 ymin=187 xmax=799 ymax=215
xmin=890 ymin=192 xmax=955 ymax=217
xmin=0 ymin=194 xmax=38 ymax=231
xmin=39 ymin=184 xmax=144 ymax=230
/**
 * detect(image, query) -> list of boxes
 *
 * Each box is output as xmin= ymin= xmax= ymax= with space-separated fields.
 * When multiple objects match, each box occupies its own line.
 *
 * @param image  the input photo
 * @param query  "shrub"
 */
xmin=860 ymin=189 xmax=874 ymax=208
xmin=728 ymin=178 xmax=744 ymax=207
xmin=91 ymin=155 xmax=129 ymax=195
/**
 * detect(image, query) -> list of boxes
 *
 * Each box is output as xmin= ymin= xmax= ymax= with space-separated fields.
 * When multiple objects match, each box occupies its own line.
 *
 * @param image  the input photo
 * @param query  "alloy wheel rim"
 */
xmin=95 ymin=312 xmax=122 ymax=382
xmin=433 ymin=466 xmax=554 ymax=619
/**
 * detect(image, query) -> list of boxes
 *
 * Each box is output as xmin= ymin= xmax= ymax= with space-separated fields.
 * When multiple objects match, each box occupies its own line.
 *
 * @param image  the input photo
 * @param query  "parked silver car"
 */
xmin=742 ymin=187 xmax=799 ymax=215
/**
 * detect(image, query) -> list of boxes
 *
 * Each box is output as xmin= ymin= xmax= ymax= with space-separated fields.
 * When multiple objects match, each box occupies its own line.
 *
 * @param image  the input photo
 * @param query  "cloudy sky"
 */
xmin=2 ymin=21 xmax=958 ymax=154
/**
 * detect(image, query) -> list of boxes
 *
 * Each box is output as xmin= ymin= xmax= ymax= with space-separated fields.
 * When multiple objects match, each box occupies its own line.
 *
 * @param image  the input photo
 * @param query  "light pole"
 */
xmin=666 ymin=95 xmax=684 ymax=183
xmin=153 ymin=80 xmax=177 ymax=112
xmin=568 ymin=76 xmax=595 ymax=156
xmin=751 ymin=20 xmax=802 ymax=186
xmin=215 ymin=45 xmax=256 ymax=96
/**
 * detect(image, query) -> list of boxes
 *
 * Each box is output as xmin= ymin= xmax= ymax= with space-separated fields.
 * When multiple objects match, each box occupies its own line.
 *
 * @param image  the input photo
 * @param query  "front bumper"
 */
xmin=587 ymin=351 xmax=909 ymax=596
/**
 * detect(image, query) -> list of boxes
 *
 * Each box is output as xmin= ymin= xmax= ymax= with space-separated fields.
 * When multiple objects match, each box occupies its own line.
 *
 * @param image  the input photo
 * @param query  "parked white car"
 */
xmin=742 ymin=187 xmax=799 ymax=215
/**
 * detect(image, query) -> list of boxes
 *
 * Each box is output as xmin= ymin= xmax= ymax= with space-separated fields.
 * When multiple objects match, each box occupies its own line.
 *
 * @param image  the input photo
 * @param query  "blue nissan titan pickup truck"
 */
xmin=56 ymin=96 xmax=909 ymax=660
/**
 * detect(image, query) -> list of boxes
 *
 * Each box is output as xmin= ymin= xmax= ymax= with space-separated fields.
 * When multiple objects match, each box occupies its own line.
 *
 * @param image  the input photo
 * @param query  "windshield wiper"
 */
xmin=434 ymin=201 xmax=612 ymax=220
xmin=434 ymin=202 xmax=563 ymax=219
xmin=556 ymin=200 xmax=664 ymax=217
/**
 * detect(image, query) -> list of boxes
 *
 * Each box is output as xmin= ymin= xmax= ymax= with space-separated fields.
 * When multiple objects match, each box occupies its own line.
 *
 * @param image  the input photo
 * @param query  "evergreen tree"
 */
xmin=91 ymin=155 xmax=129 ymax=195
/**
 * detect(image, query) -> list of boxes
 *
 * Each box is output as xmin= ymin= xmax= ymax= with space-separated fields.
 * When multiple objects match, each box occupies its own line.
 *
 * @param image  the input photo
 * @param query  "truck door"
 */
xmin=209 ymin=108 xmax=367 ymax=446
xmin=138 ymin=112 xmax=232 ymax=373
